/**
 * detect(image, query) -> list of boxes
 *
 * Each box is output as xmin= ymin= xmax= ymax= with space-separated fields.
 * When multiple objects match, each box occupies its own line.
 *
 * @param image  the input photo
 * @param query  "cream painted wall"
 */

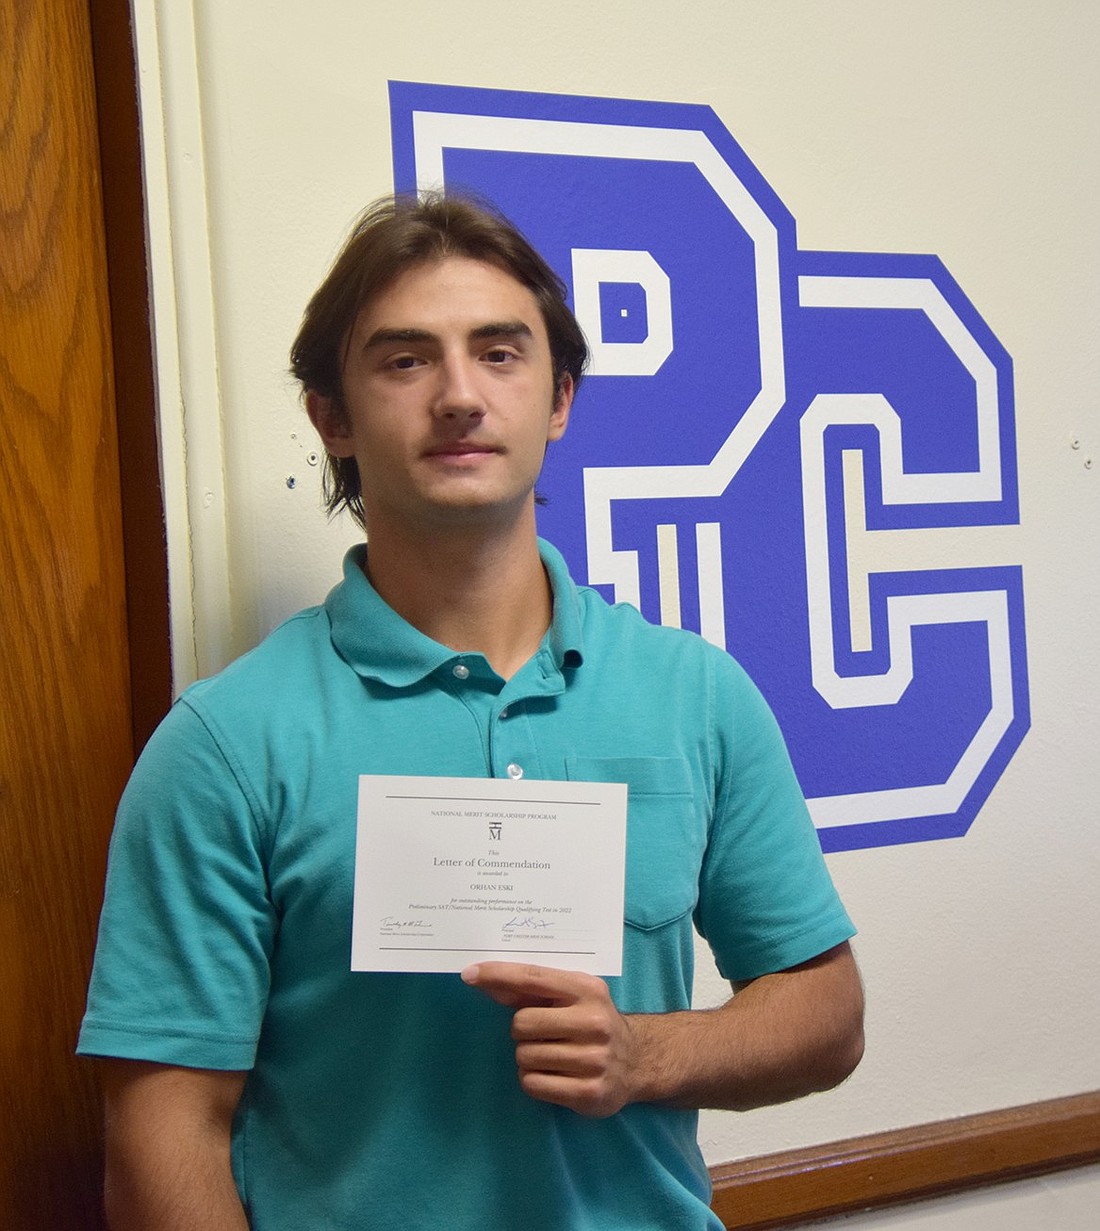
xmin=831 ymin=1163 xmax=1100 ymax=1230
xmin=132 ymin=0 xmax=1099 ymax=1223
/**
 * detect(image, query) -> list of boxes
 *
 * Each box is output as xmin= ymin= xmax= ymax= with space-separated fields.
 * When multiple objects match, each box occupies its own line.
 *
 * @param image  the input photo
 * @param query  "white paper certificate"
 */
xmin=351 ymin=775 xmax=627 ymax=975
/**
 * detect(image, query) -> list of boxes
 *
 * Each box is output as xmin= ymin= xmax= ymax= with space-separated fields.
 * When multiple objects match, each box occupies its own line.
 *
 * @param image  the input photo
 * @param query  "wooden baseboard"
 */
xmin=709 ymin=1091 xmax=1100 ymax=1229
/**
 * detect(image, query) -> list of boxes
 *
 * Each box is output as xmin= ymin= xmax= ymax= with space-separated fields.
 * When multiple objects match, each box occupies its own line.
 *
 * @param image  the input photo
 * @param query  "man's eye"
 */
xmin=483 ymin=348 xmax=515 ymax=364
xmin=388 ymin=355 xmax=422 ymax=370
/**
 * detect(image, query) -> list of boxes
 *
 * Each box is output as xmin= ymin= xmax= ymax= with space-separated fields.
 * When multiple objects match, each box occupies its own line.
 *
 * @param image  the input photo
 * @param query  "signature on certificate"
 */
xmin=503 ymin=915 xmax=552 ymax=931
xmin=379 ymin=915 xmax=432 ymax=932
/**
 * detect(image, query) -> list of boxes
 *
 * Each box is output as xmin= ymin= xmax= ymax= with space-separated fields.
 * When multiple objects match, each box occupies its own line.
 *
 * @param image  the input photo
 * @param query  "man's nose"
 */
xmin=433 ymin=355 xmax=485 ymax=420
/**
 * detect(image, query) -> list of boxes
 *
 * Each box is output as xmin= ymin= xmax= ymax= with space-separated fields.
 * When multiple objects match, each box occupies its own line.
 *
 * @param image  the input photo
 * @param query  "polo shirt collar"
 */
xmin=325 ymin=539 xmax=584 ymax=688
xmin=539 ymin=537 xmax=584 ymax=672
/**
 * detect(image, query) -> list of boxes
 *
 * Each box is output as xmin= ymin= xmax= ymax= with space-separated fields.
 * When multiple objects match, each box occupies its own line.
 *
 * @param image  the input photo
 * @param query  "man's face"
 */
xmin=308 ymin=256 xmax=572 ymax=537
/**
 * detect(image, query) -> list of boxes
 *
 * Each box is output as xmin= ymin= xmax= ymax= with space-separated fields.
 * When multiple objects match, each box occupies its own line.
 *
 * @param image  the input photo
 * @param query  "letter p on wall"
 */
xmin=389 ymin=81 xmax=1029 ymax=852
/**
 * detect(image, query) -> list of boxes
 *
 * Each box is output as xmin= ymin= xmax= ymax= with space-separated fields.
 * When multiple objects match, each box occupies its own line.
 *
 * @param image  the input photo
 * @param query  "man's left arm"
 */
xmin=462 ymin=941 xmax=863 ymax=1118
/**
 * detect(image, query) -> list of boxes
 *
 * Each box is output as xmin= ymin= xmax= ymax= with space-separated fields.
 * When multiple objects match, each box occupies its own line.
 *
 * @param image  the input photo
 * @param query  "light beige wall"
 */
xmin=829 ymin=1163 xmax=1100 ymax=1230
xmin=133 ymin=0 xmax=1099 ymax=1217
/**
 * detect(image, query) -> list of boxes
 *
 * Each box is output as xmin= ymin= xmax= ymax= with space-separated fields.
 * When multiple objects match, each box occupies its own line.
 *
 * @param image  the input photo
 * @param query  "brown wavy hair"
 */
xmin=290 ymin=192 xmax=588 ymax=529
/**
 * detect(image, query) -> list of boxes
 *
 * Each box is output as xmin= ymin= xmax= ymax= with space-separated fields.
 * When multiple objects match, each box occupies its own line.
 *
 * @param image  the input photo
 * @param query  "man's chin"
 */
xmin=417 ymin=487 xmax=536 ymax=527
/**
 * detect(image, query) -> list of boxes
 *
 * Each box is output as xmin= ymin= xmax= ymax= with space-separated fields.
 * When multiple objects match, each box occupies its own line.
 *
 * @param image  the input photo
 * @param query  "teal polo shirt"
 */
xmin=80 ymin=540 xmax=854 ymax=1231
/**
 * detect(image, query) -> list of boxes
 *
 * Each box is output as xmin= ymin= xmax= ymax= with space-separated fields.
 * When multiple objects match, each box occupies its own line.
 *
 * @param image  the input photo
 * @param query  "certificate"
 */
xmin=351 ymin=775 xmax=627 ymax=975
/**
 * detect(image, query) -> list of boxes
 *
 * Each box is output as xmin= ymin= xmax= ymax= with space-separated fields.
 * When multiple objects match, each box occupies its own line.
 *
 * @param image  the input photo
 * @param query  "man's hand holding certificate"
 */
xmin=460 ymin=961 xmax=643 ymax=1118
xmin=351 ymin=775 xmax=627 ymax=975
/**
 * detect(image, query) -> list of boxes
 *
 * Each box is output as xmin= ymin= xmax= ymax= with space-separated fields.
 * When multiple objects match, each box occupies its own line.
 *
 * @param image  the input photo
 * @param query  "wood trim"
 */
xmin=709 ymin=1091 xmax=1100 ymax=1229
xmin=1 ymin=0 xmax=135 ymax=1224
xmin=88 ymin=0 xmax=173 ymax=750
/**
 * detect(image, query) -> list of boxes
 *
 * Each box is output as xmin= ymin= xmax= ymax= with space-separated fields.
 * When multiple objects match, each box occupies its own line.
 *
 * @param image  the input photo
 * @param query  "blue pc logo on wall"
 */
xmin=389 ymin=81 xmax=1029 ymax=853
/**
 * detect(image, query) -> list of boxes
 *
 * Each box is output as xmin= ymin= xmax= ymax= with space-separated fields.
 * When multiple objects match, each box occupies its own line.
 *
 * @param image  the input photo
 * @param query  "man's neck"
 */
xmin=361 ymin=513 xmax=553 ymax=681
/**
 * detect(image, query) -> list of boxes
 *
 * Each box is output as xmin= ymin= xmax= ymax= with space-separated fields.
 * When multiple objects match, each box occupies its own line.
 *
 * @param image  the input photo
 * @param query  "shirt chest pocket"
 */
xmin=565 ymin=756 xmax=703 ymax=932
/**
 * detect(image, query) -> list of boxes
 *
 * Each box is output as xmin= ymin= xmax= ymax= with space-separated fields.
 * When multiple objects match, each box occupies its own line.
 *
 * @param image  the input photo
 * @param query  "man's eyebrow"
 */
xmin=361 ymin=327 xmax=436 ymax=350
xmin=469 ymin=320 xmax=534 ymax=343
xmin=360 ymin=321 xmax=535 ymax=351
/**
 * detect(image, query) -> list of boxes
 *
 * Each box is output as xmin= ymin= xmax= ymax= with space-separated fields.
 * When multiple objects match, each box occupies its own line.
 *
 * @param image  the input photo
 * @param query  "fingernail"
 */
xmin=460 ymin=965 xmax=479 ymax=984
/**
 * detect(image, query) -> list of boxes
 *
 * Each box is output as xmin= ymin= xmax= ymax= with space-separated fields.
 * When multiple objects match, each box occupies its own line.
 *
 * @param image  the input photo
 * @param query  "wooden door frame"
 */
xmin=1 ymin=2 xmax=162 ymax=1225
xmin=89 ymin=0 xmax=173 ymax=750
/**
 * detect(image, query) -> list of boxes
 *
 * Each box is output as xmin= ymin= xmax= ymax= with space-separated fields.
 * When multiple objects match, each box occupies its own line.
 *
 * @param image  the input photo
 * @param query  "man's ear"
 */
xmin=305 ymin=391 xmax=356 ymax=458
xmin=547 ymin=374 xmax=574 ymax=443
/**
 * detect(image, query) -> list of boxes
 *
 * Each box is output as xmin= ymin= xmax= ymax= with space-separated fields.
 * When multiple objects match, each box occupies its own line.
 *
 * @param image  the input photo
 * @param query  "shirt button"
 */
xmin=506 ymin=762 xmax=524 ymax=780
xmin=452 ymin=663 xmax=470 ymax=680
xmin=499 ymin=707 xmax=509 ymax=720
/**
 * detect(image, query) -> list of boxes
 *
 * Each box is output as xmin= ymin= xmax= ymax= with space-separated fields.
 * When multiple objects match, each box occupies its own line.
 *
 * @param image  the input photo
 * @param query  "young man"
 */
xmin=80 ymin=194 xmax=863 ymax=1230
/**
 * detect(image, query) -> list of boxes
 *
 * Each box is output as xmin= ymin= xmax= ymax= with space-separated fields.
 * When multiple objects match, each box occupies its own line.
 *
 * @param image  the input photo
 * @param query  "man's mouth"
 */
xmin=424 ymin=441 xmax=499 ymax=458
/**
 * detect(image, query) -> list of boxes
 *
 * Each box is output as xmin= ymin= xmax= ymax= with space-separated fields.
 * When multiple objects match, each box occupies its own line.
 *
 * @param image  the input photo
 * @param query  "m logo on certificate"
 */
xmin=351 ymin=776 xmax=628 ymax=975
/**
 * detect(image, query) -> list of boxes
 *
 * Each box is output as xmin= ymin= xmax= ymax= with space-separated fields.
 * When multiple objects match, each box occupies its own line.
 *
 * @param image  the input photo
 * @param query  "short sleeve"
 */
xmin=78 ymin=700 xmax=277 ymax=1069
xmin=694 ymin=655 xmax=855 ymax=983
